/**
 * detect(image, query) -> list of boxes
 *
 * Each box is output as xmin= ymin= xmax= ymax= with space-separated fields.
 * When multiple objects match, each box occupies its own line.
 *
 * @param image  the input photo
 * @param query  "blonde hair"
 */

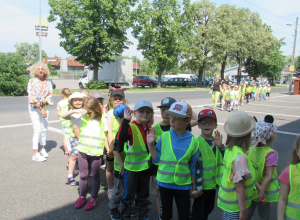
xmin=291 ymin=136 xmax=300 ymax=165
xmin=61 ymin=88 xmax=71 ymax=98
xmin=225 ymin=133 xmax=252 ymax=153
xmin=30 ymin=61 xmax=50 ymax=79
xmin=84 ymin=96 xmax=102 ymax=121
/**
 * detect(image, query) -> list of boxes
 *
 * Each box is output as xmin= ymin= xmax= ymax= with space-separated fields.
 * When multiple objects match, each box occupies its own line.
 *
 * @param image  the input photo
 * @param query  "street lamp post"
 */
xmin=287 ymin=17 xmax=298 ymax=95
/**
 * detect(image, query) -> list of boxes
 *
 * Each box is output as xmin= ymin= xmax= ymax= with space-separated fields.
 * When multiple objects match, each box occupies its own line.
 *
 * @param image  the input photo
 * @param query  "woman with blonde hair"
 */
xmin=27 ymin=61 xmax=53 ymax=162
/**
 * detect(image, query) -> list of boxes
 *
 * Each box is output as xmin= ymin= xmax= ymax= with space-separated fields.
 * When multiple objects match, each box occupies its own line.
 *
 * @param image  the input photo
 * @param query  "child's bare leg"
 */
xmin=68 ymin=156 xmax=78 ymax=175
xmin=63 ymin=137 xmax=69 ymax=153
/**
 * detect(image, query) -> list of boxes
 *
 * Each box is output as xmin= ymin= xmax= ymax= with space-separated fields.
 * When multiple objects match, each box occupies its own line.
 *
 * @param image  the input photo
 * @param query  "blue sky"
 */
xmin=1 ymin=0 xmax=299 ymax=61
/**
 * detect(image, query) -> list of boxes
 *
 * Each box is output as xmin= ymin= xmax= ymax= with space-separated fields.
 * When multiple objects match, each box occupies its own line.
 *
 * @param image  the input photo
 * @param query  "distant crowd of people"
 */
xmin=27 ymin=62 xmax=300 ymax=220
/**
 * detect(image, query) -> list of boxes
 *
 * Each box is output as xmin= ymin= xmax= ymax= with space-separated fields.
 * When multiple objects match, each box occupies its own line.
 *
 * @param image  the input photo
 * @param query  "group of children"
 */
xmin=220 ymin=82 xmax=271 ymax=112
xmin=53 ymin=87 xmax=299 ymax=220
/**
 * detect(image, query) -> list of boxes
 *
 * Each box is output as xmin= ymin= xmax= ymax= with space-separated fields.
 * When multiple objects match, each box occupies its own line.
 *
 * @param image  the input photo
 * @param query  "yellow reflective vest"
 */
xmin=248 ymin=146 xmax=279 ymax=202
xmin=124 ymin=123 xmax=151 ymax=172
xmin=156 ymin=131 xmax=198 ymax=185
xmin=285 ymin=163 xmax=300 ymax=220
xmin=77 ymin=114 xmax=106 ymax=156
xmin=217 ymin=146 xmax=255 ymax=212
xmin=197 ymin=136 xmax=224 ymax=189
xmin=154 ymin=121 xmax=164 ymax=143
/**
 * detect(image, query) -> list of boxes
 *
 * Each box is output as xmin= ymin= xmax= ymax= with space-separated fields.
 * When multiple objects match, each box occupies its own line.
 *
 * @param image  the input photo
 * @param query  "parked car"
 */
xmin=161 ymin=77 xmax=189 ymax=87
xmin=132 ymin=75 xmax=158 ymax=88
xmin=187 ymin=78 xmax=209 ymax=86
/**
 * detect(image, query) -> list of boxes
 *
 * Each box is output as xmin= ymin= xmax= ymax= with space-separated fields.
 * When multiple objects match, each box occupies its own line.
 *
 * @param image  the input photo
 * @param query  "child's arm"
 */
xmin=236 ymin=180 xmax=247 ymax=220
xmin=277 ymin=181 xmax=289 ymax=220
xmin=113 ymin=141 xmax=125 ymax=175
xmin=190 ymin=111 xmax=198 ymax=127
xmin=255 ymin=181 xmax=266 ymax=203
xmin=258 ymin=166 xmax=274 ymax=202
xmin=57 ymin=109 xmax=61 ymax=117
xmin=61 ymin=109 xmax=86 ymax=119
xmin=147 ymin=128 xmax=157 ymax=160
xmin=106 ymin=116 xmax=114 ymax=156
xmin=72 ymin=124 xmax=80 ymax=139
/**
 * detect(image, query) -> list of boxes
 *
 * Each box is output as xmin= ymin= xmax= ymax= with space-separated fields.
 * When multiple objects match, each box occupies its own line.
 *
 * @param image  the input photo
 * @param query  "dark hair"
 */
xmin=84 ymin=96 xmax=102 ymax=121
xmin=61 ymin=88 xmax=71 ymax=98
xmin=291 ymin=136 xmax=300 ymax=165
xmin=225 ymin=133 xmax=252 ymax=153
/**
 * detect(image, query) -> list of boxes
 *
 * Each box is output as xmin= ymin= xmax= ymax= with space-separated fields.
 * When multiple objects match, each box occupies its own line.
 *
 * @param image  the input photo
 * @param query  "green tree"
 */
xmin=0 ymin=52 xmax=28 ymax=96
xmin=48 ymin=0 xmax=136 ymax=81
xmin=294 ymin=56 xmax=300 ymax=71
xmin=244 ymin=39 xmax=287 ymax=83
xmin=140 ymin=59 xmax=153 ymax=74
xmin=132 ymin=0 xmax=189 ymax=87
xmin=14 ymin=42 xmax=47 ymax=64
xmin=181 ymin=0 xmax=216 ymax=87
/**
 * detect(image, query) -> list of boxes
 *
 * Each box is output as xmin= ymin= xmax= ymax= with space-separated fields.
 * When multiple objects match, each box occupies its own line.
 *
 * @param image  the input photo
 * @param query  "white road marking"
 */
xmin=0 ymin=120 xmax=60 ymax=129
xmin=244 ymin=111 xmax=300 ymax=118
xmin=48 ymin=126 xmax=63 ymax=134
xmin=248 ymin=103 xmax=300 ymax=109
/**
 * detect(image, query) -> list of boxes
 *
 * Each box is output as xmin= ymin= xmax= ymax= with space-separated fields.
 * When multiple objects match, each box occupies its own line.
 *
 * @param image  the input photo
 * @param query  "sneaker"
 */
xmin=109 ymin=208 xmax=121 ymax=220
xmin=40 ymin=149 xmax=48 ymax=158
xmin=107 ymin=189 xmax=113 ymax=200
xmin=99 ymin=182 xmax=106 ymax=190
xmin=67 ymin=177 xmax=77 ymax=186
xmin=130 ymin=207 xmax=136 ymax=217
xmin=32 ymin=153 xmax=46 ymax=162
xmin=75 ymin=196 xmax=86 ymax=209
xmin=84 ymin=198 xmax=98 ymax=211
xmin=64 ymin=152 xmax=70 ymax=157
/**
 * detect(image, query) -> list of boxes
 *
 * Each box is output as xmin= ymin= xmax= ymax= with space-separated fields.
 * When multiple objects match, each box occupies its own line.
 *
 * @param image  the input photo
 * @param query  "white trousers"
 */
xmin=28 ymin=105 xmax=49 ymax=150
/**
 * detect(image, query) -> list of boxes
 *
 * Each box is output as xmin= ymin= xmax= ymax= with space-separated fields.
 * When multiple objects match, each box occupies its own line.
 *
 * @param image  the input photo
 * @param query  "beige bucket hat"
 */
xmin=224 ymin=110 xmax=256 ymax=137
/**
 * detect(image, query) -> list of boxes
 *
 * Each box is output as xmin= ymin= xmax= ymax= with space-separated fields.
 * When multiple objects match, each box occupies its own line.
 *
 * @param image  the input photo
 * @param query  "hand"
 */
xmin=108 ymin=149 xmax=114 ymax=159
xmin=239 ymin=210 xmax=247 ymax=220
xmin=34 ymin=102 xmax=41 ymax=108
xmin=41 ymin=108 xmax=47 ymax=118
xmin=119 ymin=165 xmax=125 ymax=176
xmin=123 ymin=109 xmax=132 ymax=121
xmin=190 ymin=190 xmax=203 ymax=198
xmin=258 ymin=191 xmax=266 ymax=204
xmin=146 ymin=128 xmax=156 ymax=146
xmin=213 ymin=130 xmax=223 ymax=148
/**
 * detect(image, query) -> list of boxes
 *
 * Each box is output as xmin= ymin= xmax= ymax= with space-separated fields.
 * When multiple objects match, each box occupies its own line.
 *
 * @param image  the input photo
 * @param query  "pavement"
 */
xmin=0 ymin=87 xmax=299 ymax=219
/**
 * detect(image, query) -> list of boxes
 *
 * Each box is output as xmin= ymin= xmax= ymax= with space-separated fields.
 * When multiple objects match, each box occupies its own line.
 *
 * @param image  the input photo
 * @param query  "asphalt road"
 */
xmin=0 ymin=87 xmax=299 ymax=220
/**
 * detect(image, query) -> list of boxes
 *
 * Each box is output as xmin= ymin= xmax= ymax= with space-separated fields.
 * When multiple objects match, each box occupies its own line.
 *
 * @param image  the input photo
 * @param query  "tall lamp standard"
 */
xmin=35 ymin=0 xmax=48 ymax=62
xmin=287 ymin=17 xmax=298 ymax=95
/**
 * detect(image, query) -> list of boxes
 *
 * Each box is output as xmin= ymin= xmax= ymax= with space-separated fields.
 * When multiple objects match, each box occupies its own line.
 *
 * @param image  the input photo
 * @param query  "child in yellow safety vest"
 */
xmin=221 ymin=84 xmax=230 ymax=111
xmin=114 ymin=99 xmax=154 ymax=220
xmin=105 ymin=88 xmax=127 ymax=200
xmin=234 ymin=85 xmax=241 ymax=110
xmin=60 ymin=92 xmax=87 ymax=186
xmin=147 ymin=101 xmax=200 ymax=220
xmin=57 ymin=88 xmax=72 ymax=156
xmin=247 ymin=115 xmax=279 ymax=219
xmin=218 ymin=110 xmax=256 ymax=220
xmin=75 ymin=96 xmax=108 ymax=211
xmin=191 ymin=109 xmax=225 ymax=220
xmin=278 ymin=136 xmax=300 ymax=220
xmin=246 ymin=84 xmax=252 ymax=104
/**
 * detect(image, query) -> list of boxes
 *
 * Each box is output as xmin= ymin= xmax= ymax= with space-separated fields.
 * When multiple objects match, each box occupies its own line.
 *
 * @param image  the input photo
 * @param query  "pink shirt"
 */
xmin=263 ymin=151 xmax=278 ymax=176
xmin=279 ymin=166 xmax=290 ymax=194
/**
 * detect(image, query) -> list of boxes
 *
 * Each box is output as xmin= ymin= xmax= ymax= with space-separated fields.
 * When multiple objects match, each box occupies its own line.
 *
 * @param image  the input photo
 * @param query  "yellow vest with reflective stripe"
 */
xmin=58 ymin=99 xmax=69 ymax=125
xmin=285 ymin=163 xmax=300 ymax=220
xmin=114 ymin=144 xmax=126 ymax=172
xmin=197 ymin=136 xmax=224 ymax=189
xmin=157 ymin=131 xmax=198 ymax=185
xmin=217 ymin=146 xmax=255 ymax=212
xmin=248 ymin=146 xmax=279 ymax=202
xmin=154 ymin=121 xmax=164 ymax=143
xmin=108 ymin=109 xmax=121 ymax=139
xmin=77 ymin=114 xmax=106 ymax=156
xmin=124 ymin=123 xmax=151 ymax=172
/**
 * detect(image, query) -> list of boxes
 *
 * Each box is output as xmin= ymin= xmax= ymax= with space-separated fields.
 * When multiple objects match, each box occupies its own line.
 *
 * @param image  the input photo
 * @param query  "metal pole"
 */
xmin=289 ymin=17 xmax=298 ymax=95
xmin=39 ymin=0 xmax=42 ymax=62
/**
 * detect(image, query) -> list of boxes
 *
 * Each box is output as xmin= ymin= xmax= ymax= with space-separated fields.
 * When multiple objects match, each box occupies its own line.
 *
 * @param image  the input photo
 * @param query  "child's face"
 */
xmin=71 ymin=98 xmax=83 ymax=109
xmin=160 ymin=107 xmax=171 ymax=122
xmin=198 ymin=117 xmax=217 ymax=136
xmin=169 ymin=115 xmax=190 ymax=131
xmin=112 ymin=95 xmax=124 ymax=107
xmin=134 ymin=107 xmax=153 ymax=124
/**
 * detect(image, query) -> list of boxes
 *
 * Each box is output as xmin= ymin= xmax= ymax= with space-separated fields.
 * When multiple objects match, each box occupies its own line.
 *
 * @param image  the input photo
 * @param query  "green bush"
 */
xmin=86 ymin=81 xmax=108 ymax=89
xmin=51 ymin=70 xmax=58 ymax=76
xmin=0 ymin=52 xmax=28 ymax=96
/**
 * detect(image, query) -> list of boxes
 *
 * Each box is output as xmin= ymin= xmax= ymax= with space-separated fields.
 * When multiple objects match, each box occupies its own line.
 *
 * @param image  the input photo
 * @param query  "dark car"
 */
xmin=132 ymin=75 xmax=158 ymax=88
xmin=161 ymin=77 xmax=189 ymax=87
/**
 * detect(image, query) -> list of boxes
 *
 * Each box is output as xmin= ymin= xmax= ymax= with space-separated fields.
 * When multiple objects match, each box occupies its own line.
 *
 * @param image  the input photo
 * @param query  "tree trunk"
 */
xmin=93 ymin=62 xmax=99 ymax=82
xmin=197 ymin=68 xmax=204 ymax=87
xmin=237 ymin=59 xmax=242 ymax=84
xmin=220 ymin=53 xmax=227 ymax=79
xmin=156 ymin=69 xmax=164 ymax=88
